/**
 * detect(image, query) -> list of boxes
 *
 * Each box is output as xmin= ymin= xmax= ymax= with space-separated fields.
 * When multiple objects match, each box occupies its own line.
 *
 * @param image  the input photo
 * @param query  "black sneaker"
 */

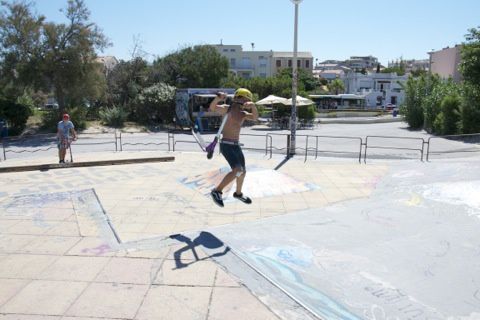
xmin=210 ymin=189 xmax=224 ymax=207
xmin=233 ymin=192 xmax=252 ymax=204
xmin=59 ymin=160 xmax=65 ymax=164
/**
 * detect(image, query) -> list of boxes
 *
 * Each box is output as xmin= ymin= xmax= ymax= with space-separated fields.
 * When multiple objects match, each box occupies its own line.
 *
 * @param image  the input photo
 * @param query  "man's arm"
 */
xmin=71 ymin=128 xmax=77 ymax=140
xmin=242 ymin=102 xmax=258 ymax=121
xmin=209 ymin=93 xmax=229 ymax=115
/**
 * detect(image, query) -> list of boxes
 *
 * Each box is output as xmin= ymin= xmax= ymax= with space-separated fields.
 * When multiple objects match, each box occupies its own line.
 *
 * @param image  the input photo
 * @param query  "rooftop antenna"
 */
xmin=220 ymin=39 xmax=223 ymax=45
xmin=251 ymin=42 xmax=255 ymax=51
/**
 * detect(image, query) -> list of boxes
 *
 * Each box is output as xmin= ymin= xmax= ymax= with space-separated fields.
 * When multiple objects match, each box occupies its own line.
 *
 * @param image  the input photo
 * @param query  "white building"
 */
xmin=213 ymin=44 xmax=313 ymax=78
xmin=95 ymin=56 xmax=119 ymax=76
xmin=388 ymin=59 xmax=429 ymax=73
xmin=313 ymin=69 xmax=345 ymax=81
xmin=345 ymin=56 xmax=379 ymax=71
xmin=428 ymin=45 xmax=463 ymax=82
xmin=343 ymin=72 xmax=407 ymax=108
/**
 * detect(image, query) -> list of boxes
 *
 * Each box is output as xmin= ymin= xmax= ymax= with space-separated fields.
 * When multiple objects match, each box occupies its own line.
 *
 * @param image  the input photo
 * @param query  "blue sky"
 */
xmin=33 ymin=0 xmax=479 ymax=65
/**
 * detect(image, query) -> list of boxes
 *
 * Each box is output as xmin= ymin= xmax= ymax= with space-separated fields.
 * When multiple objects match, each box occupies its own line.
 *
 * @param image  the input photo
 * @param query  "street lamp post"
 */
xmin=289 ymin=0 xmax=302 ymax=157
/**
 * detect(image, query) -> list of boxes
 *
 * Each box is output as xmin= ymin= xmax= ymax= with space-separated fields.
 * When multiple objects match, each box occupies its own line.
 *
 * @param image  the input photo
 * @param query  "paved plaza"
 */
xmin=0 ymin=145 xmax=479 ymax=319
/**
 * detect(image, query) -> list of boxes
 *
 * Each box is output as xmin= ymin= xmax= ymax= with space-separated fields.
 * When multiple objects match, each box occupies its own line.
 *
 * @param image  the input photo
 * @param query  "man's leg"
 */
xmin=235 ymin=171 xmax=246 ymax=194
xmin=215 ymin=167 xmax=240 ymax=192
xmin=60 ymin=148 xmax=66 ymax=162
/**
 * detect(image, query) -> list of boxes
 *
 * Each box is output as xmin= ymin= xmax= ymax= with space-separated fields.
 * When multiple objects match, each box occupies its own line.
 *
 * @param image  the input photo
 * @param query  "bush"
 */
xmin=440 ymin=95 xmax=461 ymax=135
xmin=433 ymin=112 xmax=445 ymax=135
xmin=99 ymin=106 xmax=127 ymax=128
xmin=41 ymin=107 xmax=87 ymax=132
xmin=0 ymin=98 xmax=32 ymax=135
xmin=133 ymin=83 xmax=176 ymax=125
xmin=460 ymin=84 xmax=480 ymax=133
xmin=402 ymin=76 xmax=425 ymax=129
xmin=298 ymin=105 xmax=316 ymax=120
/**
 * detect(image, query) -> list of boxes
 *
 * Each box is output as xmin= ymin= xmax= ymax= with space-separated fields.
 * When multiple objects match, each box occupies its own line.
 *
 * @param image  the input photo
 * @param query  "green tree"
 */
xmin=460 ymin=83 xmax=480 ymax=133
xmin=106 ymin=58 xmax=149 ymax=109
xmin=152 ymin=45 xmax=228 ymax=88
xmin=133 ymin=83 xmax=176 ymax=125
xmin=41 ymin=0 xmax=109 ymax=111
xmin=328 ymin=78 xmax=345 ymax=95
xmin=402 ymin=75 xmax=427 ymax=129
xmin=0 ymin=0 xmax=45 ymax=99
xmin=460 ymin=27 xmax=480 ymax=86
xmin=0 ymin=0 xmax=110 ymax=113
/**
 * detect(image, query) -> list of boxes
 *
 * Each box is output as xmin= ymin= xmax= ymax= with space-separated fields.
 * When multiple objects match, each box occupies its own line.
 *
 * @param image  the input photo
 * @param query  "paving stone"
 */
xmin=135 ymin=285 xmax=211 ymax=320
xmin=20 ymin=236 xmax=81 ymax=255
xmin=95 ymin=257 xmax=160 ymax=284
xmin=153 ymin=259 xmax=217 ymax=286
xmin=0 ymin=315 xmax=60 ymax=320
xmin=37 ymin=256 xmax=111 ymax=282
xmin=208 ymin=287 xmax=280 ymax=320
xmin=0 ymin=279 xmax=29 ymax=307
xmin=0 ymin=280 xmax=87 ymax=315
xmin=0 ymin=254 xmax=59 ymax=279
xmin=65 ymin=282 xmax=148 ymax=319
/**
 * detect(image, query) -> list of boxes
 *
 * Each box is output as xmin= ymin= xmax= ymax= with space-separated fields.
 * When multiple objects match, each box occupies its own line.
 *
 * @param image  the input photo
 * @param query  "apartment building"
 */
xmin=428 ymin=45 xmax=463 ymax=82
xmin=388 ymin=59 xmax=429 ymax=73
xmin=343 ymin=72 xmax=407 ymax=108
xmin=345 ymin=55 xmax=379 ymax=71
xmin=95 ymin=56 xmax=119 ymax=76
xmin=213 ymin=44 xmax=313 ymax=78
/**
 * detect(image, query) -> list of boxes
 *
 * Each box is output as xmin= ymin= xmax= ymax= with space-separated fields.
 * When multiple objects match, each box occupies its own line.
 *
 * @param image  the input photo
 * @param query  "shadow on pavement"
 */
xmin=170 ymin=231 xmax=230 ymax=269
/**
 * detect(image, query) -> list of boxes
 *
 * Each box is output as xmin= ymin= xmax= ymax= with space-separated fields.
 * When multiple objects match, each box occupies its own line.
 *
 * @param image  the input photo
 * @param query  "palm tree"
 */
xmin=328 ymin=78 xmax=345 ymax=95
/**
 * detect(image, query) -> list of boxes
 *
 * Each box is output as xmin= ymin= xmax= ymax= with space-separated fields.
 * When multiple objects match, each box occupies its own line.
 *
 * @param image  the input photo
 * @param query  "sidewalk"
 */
xmin=0 ymin=150 xmax=388 ymax=319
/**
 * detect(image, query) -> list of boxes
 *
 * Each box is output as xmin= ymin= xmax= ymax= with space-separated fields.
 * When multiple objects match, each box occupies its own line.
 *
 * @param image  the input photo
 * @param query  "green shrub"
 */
xmin=460 ymin=84 xmax=480 ymax=133
xmin=133 ymin=83 xmax=176 ymax=125
xmin=440 ymin=95 xmax=461 ymax=135
xmin=99 ymin=106 xmax=127 ymax=128
xmin=41 ymin=107 xmax=87 ymax=132
xmin=0 ymin=98 xmax=32 ymax=135
xmin=433 ymin=112 xmax=445 ymax=135
xmin=298 ymin=105 xmax=316 ymax=120
xmin=402 ymin=76 xmax=425 ymax=129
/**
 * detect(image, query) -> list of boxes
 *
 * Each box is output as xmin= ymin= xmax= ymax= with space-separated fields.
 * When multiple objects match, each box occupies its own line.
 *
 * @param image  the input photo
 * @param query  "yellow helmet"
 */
xmin=234 ymin=88 xmax=253 ymax=101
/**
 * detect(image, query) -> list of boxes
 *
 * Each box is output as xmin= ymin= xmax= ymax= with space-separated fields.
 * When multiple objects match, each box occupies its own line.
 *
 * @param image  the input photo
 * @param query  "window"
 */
xmin=230 ymin=58 xmax=236 ymax=67
xmin=242 ymin=57 xmax=251 ymax=65
xmin=276 ymin=60 xmax=281 ymax=67
xmin=230 ymin=49 xmax=235 ymax=52
xmin=260 ymin=73 xmax=267 ymax=78
xmin=259 ymin=56 xmax=267 ymax=67
xmin=288 ymin=60 xmax=292 ymax=67
xmin=297 ymin=60 xmax=301 ymax=68
xmin=306 ymin=60 xmax=310 ymax=68
xmin=223 ymin=49 xmax=228 ymax=52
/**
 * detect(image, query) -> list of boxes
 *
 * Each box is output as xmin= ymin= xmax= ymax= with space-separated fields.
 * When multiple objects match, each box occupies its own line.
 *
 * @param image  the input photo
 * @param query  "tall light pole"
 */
xmin=289 ymin=0 xmax=302 ymax=157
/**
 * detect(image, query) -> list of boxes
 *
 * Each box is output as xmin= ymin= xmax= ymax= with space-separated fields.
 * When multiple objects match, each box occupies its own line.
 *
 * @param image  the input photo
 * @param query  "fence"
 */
xmin=426 ymin=133 xmax=480 ymax=161
xmin=364 ymin=136 xmax=426 ymax=162
xmin=1 ymin=130 xmax=479 ymax=163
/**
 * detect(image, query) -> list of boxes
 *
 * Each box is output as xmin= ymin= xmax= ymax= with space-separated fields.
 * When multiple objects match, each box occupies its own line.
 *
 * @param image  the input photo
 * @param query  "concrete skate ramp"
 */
xmin=207 ymin=161 xmax=480 ymax=319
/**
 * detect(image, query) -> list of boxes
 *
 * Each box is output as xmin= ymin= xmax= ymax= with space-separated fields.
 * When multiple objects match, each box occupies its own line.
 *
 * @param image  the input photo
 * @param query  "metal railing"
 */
xmin=2 ymin=130 xmax=479 ymax=163
xmin=2 ymin=133 xmax=57 ymax=160
xmin=304 ymin=135 xmax=363 ymax=163
xmin=364 ymin=136 xmax=425 ymax=162
xmin=119 ymin=132 xmax=171 ymax=152
xmin=240 ymin=133 xmax=273 ymax=159
xmin=426 ymin=133 xmax=480 ymax=161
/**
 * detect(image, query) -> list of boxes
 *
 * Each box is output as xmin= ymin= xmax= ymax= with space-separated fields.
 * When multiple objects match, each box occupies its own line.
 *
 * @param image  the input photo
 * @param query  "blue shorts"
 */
xmin=220 ymin=142 xmax=245 ymax=171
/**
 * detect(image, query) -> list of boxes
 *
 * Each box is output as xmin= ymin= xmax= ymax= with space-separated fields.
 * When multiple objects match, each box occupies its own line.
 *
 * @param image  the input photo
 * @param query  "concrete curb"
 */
xmin=0 ymin=156 xmax=175 ymax=173
xmin=317 ymin=116 xmax=404 ymax=124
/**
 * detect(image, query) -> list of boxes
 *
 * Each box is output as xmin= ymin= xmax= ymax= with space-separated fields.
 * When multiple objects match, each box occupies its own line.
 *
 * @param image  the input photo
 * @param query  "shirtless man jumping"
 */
xmin=209 ymin=88 xmax=258 ymax=207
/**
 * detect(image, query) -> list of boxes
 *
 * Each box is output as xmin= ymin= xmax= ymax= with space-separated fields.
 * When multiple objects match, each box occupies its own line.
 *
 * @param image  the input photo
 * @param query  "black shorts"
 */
xmin=220 ymin=143 xmax=245 ymax=171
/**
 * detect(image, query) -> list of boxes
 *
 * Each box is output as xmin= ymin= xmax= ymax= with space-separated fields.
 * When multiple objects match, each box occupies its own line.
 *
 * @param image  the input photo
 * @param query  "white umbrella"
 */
xmin=256 ymin=95 xmax=288 ymax=105
xmin=285 ymin=95 xmax=314 ymax=106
